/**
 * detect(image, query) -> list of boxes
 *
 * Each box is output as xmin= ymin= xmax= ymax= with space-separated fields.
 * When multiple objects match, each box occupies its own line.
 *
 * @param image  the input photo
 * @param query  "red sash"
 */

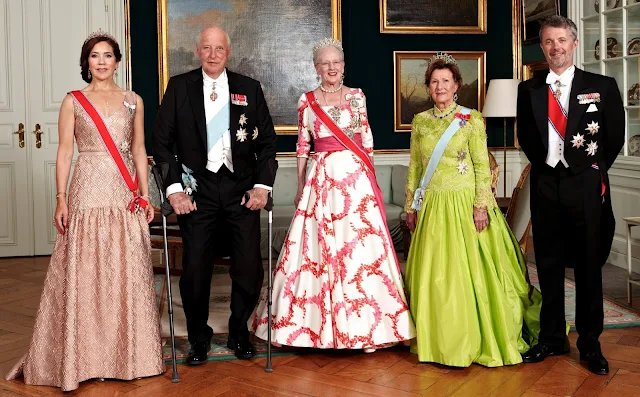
xmin=70 ymin=90 xmax=147 ymax=212
xmin=548 ymin=87 xmax=567 ymax=139
xmin=305 ymin=91 xmax=400 ymax=271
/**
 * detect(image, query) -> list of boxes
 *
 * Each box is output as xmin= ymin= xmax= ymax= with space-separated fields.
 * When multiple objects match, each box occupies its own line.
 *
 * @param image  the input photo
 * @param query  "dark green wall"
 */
xmin=131 ymin=1 xmax=567 ymax=153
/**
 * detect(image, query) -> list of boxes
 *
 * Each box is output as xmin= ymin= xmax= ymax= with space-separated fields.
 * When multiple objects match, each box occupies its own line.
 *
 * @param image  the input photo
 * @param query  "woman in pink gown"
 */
xmin=251 ymin=38 xmax=415 ymax=351
xmin=5 ymin=31 xmax=164 ymax=391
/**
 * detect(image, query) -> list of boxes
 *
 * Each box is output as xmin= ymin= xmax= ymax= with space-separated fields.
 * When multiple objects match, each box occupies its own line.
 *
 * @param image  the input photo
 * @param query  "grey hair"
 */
xmin=539 ymin=15 xmax=578 ymax=42
xmin=195 ymin=27 xmax=231 ymax=49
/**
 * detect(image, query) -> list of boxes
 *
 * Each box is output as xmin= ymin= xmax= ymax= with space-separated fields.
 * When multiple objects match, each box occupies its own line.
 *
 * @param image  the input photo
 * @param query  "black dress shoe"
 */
xmin=580 ymin=351 xmax=609 ymax=375
xmin=227 ymin=337 xmax=255 ymax=360
xmin=522 ymin=342 xmax=570 ymax=363
xmin=186 ymin=341 xmax=210 ymax=365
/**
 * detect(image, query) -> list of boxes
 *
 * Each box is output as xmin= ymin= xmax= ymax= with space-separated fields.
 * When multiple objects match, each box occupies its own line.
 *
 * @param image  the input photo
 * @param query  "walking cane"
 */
xmin=264 ymin=159 xmax=278 ymax=373
xmin=151 ymin=163 xmax=179 ymax=383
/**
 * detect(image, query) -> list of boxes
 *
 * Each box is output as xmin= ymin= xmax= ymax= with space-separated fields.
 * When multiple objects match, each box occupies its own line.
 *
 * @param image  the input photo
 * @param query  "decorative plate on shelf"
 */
xmin=595 ymin=38 xmax=619 ymax=60
xmin=629 ymin=135 xmax=640 ymax=157
xmin=629 ymin=83 xmax=639 ymax=106
xmin=594 ymin=0 xmax=621 ymax=12
xmin=628 ymin=38 xmax=640 ymax=56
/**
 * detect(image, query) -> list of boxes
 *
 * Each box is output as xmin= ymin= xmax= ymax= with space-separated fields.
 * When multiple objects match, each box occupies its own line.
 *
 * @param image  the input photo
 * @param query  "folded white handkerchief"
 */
xmin=587 ymin=103 xmax=598 ymax=113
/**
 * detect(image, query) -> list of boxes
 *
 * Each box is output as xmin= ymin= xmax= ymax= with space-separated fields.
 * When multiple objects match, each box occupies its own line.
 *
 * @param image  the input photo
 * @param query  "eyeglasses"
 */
xmin=317 ymin=60 xmax=343 ymax=69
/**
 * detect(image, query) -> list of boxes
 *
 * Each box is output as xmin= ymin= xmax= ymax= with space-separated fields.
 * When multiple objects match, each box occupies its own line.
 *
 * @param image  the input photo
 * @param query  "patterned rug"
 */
xmin=154 ymin=263 xmax=640 ymax=362
xmin=526 ymin=264 xmax=640 ymax=330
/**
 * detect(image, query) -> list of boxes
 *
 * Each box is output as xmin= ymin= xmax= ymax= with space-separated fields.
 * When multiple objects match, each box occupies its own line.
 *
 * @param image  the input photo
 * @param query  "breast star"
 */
xmin=236 ymin=128 xmax=247 ymax=142
xmin=586 ymin=140 xmax=598 ymax=156
xmin=239 ymin=114 xmax=248 ymax=126
xmin=571 ymin=133 xmax=585 ymax=148
xmin=457 ymin=161 xmax=469 ymax=175
xmin=585 ymin=121 xmax=600 ymax=135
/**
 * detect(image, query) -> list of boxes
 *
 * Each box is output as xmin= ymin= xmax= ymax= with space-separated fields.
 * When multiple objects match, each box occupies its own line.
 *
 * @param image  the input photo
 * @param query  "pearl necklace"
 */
xmin=319 ymin=83 xmax=343 ymax=93
xmin=432 ymin=103 xmax=459 ymax=119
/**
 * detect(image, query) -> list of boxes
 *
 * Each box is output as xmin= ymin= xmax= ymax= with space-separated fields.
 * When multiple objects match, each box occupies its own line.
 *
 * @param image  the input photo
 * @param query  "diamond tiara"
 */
xmin=427 ymin=52 xmax=458 ymax=67
xmin=83 ymin=28 xmax=117 ymax=46
xmin=312 ymin=37 xmax=343 ymax=60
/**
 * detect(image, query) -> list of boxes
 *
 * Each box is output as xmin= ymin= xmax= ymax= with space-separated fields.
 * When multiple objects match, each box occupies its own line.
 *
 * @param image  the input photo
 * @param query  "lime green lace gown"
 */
xmin=404 ymin=103 xmax=541 ymax=367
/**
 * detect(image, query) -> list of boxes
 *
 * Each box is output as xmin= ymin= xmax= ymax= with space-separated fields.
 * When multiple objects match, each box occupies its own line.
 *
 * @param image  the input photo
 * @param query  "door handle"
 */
xmin=33 ymin=124 xmax=43 ymax=148
xmin=14 ymin=123 xmax=25 ymax=148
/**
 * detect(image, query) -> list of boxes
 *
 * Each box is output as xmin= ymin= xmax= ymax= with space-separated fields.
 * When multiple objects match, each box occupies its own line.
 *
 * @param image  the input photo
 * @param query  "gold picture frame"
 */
xmin=380 ymin=0 xmax=487 ymax=34
xmin=523 ymin=59 xmax=549 ymax=81
xmin=157 ymin=0 xmax=341 ymax=135
xmin=393 ymin=51 xmax=486 ymax=132
xmin=523 ymin=0 xmax=560 ymax=44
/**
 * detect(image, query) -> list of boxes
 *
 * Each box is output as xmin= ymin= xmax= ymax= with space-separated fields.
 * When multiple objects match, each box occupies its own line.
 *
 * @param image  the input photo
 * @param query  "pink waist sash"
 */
xmin=314 ymin=134 xmax=362 ymax=152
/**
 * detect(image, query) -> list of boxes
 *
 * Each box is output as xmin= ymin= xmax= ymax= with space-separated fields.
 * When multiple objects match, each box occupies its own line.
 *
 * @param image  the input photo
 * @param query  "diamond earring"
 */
xmin=88 ymin=70 xmax=92 ymax=79
xmin=453 ymin=93 xmax=458 ymax=102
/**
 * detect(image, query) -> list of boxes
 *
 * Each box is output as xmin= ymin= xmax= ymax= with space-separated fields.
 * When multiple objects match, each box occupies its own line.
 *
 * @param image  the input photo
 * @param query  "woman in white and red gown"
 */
xmin=251 ymin=38 xmax=415 ymax=352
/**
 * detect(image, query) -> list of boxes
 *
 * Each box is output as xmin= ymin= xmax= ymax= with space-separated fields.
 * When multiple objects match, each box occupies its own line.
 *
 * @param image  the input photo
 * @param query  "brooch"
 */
xmin=577 ymin=93 xmax=600 ymax=104
xmin=181 ymin=165 xmax=197 ymax=195
xmin=231 ymin=93 xmax=248 ymax=106
xmin=123 ymin=100 xmax=136 ymax=116
xmin=455 ymin=112 xmax=471 ymax=127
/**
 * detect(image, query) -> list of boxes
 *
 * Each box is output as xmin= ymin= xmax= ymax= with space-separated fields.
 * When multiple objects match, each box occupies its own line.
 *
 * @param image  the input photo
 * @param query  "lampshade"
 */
xmin=482 ymin=79 xmax=520 ymax=118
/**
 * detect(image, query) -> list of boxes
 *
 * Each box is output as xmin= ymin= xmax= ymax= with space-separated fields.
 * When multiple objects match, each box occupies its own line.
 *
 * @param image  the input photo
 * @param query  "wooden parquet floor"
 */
xmin=1 ymin=256 xmax=639 ymax=396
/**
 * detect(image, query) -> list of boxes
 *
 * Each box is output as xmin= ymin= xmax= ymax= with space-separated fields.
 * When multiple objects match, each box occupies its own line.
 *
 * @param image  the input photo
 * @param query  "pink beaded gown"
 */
xmin=5 ymin=91 xmax=164 ymax=391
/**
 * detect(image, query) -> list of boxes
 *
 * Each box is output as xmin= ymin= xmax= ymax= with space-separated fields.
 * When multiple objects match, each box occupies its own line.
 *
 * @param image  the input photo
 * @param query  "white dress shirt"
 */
xmin=545 ymin=65 xmax=574 ymax=168
xmin=166 ymin=69 xmax=271 ymax=197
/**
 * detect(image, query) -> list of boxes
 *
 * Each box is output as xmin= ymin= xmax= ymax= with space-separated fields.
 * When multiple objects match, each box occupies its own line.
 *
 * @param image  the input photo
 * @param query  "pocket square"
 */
xmin=587 ymin=103 xmax=598 ymax=113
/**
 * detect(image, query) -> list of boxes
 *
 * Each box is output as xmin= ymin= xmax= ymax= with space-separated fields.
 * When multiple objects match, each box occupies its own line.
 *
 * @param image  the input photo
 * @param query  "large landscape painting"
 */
xmin=394 ymin=51 xmax=486 ymax=132
xmin=158 ymin=0 xmax=340 ymax=134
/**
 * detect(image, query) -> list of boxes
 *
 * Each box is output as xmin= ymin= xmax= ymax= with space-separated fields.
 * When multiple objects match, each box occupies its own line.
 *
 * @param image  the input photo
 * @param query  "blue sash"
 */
xmin=410 ymin=107 xmax=471 ymax=211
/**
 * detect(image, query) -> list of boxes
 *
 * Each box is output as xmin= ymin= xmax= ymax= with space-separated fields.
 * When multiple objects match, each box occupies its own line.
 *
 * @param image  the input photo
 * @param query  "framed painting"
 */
xmin=523 ymin=0 xmax=560 ymax=43
xmin=394 ymin=51 xmax=486 ymax=132
xmin=523 ymin=59 xmax=549 ymax=80
xmin=157 ymin=0 xmax=341 ymax=135
xmin=380 ymin=0 xmax=486 ymax=34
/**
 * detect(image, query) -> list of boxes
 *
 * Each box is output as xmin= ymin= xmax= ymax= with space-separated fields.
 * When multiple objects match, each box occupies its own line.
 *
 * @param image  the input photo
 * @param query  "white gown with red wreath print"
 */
xmin=250 ymin=89 xmax=415 ymax=349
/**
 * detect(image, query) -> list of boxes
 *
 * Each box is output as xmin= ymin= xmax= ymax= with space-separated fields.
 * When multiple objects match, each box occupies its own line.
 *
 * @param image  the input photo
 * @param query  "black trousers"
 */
xmin=531 ymin=164 xmax=605 ymax=353
xmin=177 ymin=165 xmax=263 ymax=345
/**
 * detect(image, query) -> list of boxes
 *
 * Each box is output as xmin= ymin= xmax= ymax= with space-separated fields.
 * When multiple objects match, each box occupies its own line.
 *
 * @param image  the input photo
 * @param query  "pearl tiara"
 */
xmin=83 ymin=28 xmax=117 ymax=46
xmin=312 ymin=37 xmax=343 ymax=59
xmin=427 ymin=52 xmax=458 ymax=67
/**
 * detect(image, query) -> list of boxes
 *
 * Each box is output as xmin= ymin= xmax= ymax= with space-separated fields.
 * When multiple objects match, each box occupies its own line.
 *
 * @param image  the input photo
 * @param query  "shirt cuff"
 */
xmin=166 ymin=183 xmax=183 ymax=197
xmin=253 ymin=184 xmax=272 ymax=191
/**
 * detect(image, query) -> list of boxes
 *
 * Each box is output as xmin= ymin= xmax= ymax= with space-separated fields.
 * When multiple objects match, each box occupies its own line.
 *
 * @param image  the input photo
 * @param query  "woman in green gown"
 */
xmin=404 ymin=53 xmax=542 ymax=367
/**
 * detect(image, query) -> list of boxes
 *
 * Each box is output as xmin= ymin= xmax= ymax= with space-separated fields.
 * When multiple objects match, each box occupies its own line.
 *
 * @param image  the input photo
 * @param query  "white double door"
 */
xmin=0 ymin=0 xmax=127 ymax=257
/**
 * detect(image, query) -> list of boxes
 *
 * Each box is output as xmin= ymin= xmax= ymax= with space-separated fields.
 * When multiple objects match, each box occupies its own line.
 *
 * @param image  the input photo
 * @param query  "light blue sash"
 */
xmin=410 ymin=107 xmax=471 ymax=211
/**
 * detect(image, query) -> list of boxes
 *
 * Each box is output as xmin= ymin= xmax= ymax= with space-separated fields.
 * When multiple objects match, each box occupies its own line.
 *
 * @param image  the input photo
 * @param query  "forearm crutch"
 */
xmin=265 ymin=190 xmax=274 ymax=373
xmin=151 ymin=163 xmax=179 ymax=383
